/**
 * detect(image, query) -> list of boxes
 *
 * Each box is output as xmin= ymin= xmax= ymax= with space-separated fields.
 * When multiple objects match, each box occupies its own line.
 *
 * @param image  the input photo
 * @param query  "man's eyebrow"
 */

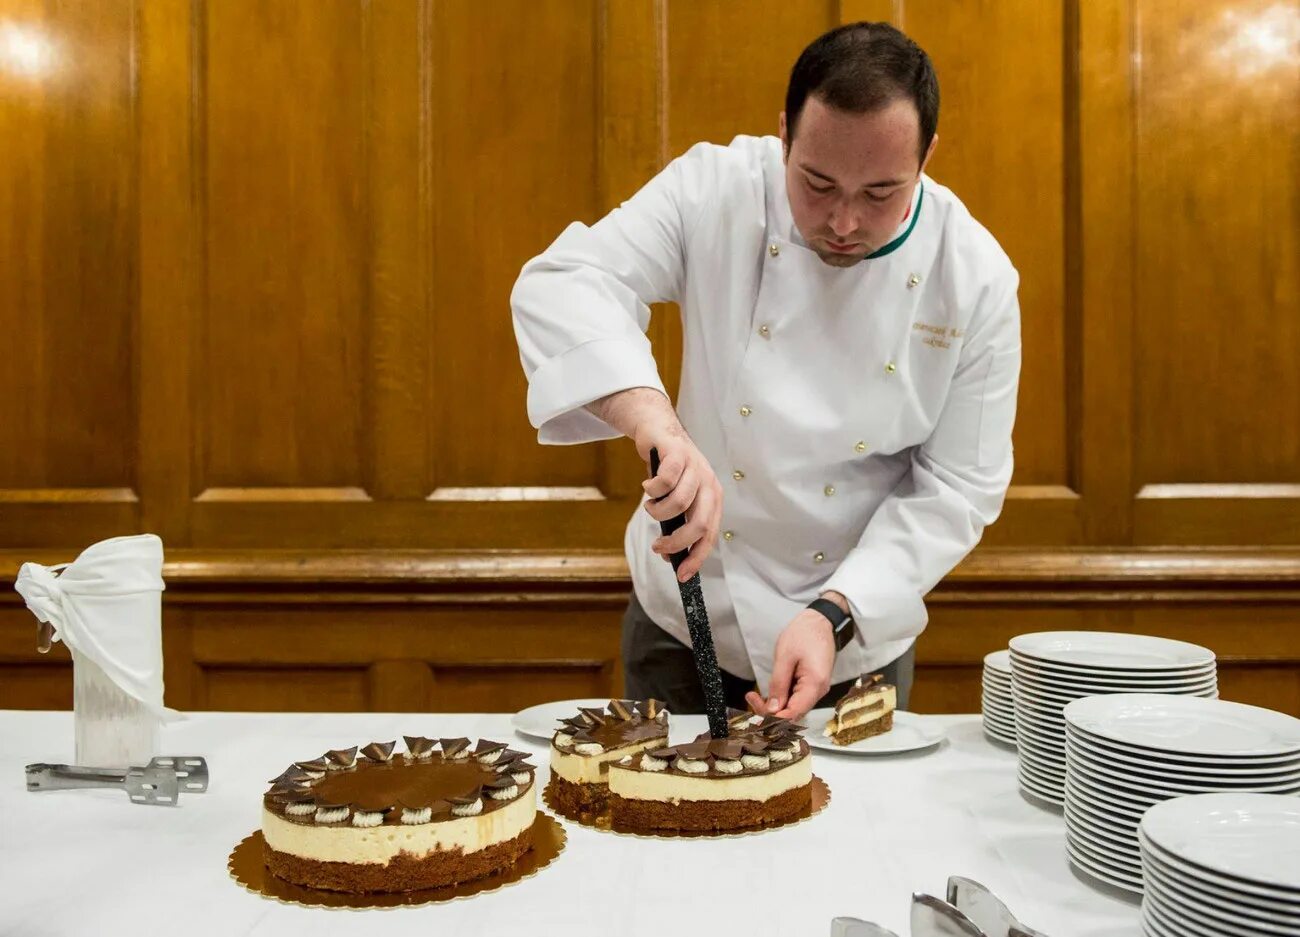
xmin=798 ymin=163 xmax=907 ymax=189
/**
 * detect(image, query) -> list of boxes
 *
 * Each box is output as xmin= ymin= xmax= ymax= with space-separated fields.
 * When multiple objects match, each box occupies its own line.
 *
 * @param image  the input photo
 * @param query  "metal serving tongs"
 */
xmin=26 ymin=756 xmax=209 ymax=806
xmin=945 ymin=877 xmax=1050 ymax=937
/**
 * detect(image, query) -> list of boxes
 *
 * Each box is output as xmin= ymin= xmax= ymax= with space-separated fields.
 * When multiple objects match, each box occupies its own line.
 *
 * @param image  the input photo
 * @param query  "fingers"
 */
xmin=642 ymin=448 xmax=686 ymax=501
xmin=644 ymin=466 xmax=700 ymax=523
xmin=767 ymin=646 xmax=795 ymax=715
xmin=775 ymin=673 xmax=824 ymax=721
xmin=744 ymin=690 xmax=766 ymax=714
xmin=666 ymin=487 xmax=720 ymax=581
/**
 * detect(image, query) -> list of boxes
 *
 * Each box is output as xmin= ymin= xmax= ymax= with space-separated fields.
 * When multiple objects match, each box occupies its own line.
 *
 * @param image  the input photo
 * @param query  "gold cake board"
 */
xmin=544 ymin=775 xmax=830 ymax=840
xmin=228 ymin=812 xmax=565 ymax=909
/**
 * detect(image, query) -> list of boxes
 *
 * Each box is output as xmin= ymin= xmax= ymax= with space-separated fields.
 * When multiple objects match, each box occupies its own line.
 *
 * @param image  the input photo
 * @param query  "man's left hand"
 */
xmin=744 ymin=607 xmax=836 ymax=721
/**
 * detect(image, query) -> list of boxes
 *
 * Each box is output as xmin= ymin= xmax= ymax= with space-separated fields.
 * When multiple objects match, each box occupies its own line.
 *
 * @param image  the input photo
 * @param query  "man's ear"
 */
xmin=919 ymin=132 xmax=939 ymax=176
xmin=778 ymin=111 xmax=789 ymax=162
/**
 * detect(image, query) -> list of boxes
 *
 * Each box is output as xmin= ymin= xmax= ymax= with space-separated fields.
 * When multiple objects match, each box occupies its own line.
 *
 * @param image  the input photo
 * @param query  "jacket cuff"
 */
xmin=526 ymin=337 xmax=667 ymax=445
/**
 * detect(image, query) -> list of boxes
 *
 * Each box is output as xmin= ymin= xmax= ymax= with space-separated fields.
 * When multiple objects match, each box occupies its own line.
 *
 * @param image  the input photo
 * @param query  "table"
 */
xmin=1 ymin=712 xmax=1143 ymax=936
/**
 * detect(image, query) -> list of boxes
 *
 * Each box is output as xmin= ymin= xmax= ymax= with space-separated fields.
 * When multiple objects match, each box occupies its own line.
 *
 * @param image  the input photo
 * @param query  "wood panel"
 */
xmin=0 ymin=0 xmax=139 ymax=543
xmin=1132 ymin=0 xmax=1300 ymax=543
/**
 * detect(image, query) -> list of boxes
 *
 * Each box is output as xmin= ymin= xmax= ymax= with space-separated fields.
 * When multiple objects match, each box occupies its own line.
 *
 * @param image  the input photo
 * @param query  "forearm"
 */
xmin=586 ymin=387 xmax=681 ymax=449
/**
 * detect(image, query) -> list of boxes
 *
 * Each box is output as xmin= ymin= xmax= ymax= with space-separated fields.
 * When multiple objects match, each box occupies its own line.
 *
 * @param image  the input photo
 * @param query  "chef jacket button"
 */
xmin=813 ymin=551 xmax=826 ymax=564
xmin=758 ymin=324 xmax=771 ymax=338
xmin=854 ymin=440 xmax=867 ymax=453
xmin=723 ymin=530 xmax=735 ymax=541
xmin=908 ymin=273 xmax=921 ymax=289
xmin=768 ymin=242 xmax=780 ymax=257
xmin=739 ymin=405 xmax=752 ymax=417
xmin=732 ymin=470 xmax=745 ymax=480
xmin=885 ymin=361 xmax=897 ymax=374
xmin=823 ymin=484 xmax=835 ymax=497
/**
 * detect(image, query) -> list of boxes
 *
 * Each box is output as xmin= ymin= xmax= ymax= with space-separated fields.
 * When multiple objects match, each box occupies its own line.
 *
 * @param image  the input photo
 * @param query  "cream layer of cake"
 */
xmin=549 ymin=737 xmax=667 ymax=784
xmin=261 ymin=789 xmax=534 ymax=864
xmin=607 ymin=747 xmax=811 ymax=803
xmin=825 ymin=683 xmax=896 ymax=736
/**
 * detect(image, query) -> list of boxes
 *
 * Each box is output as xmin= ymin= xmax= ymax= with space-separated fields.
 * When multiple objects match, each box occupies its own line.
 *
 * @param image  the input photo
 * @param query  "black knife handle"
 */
xmin=648 ymin=448 xmax=689 ymax=572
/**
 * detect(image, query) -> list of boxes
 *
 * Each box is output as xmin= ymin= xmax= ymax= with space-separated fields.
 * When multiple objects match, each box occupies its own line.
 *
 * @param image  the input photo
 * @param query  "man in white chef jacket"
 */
xmin=512 ymin=22 xmax=1020 ymax=720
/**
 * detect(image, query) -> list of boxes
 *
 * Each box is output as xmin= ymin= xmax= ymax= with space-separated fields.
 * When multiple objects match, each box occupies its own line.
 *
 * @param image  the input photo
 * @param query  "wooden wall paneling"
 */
xmin=0 ymin=0 xmax=140 ymax=546
xmin=366 ymin=1 xmax=432 ymax=502
xmin=138 ymin=0 xmax=197 ymax=546
xmin=0 ymin=607 xmax=72 ymax=709
xmin=1074 ymin=0 xmax=1136 ymax=546
xmin=1131 ymin=0 xmax=1300 ymax=544
xmin=427 ymin=0 xmax=601 ymax=491
xmin=889 ymin=1 xmax=1080 ymax=547
xmin=598 ymin=0 xmax=673 ymax=501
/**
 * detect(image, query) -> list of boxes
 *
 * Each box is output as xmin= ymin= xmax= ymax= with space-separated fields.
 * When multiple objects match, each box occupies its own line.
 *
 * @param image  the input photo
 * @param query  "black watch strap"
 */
xmin=807 ymin=598 xmax=855 ymax=652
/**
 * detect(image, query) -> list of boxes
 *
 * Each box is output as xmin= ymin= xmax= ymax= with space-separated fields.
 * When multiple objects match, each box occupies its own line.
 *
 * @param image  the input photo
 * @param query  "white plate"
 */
xmin=510 ymin=697 xmax=614 ymax=741
xmin=1143 ymin=850 xmax=1300 ymax=924
xmin=1067 ymin=723 xmax=1300 ymax=772
xmin=1010 ymin=665 xmax=1219 ymax=694
xmin=1068 ymin=730 xmax=1300 ymax=780
xmin=984 ymin=649 xmax=1012 ymax=675
xmin=1065 ymin=769 xmax=1162 ymax=815
xmin=1065 ymin=740 xmax=1300 ymax=796
xmin=1143 ymin=861 xmax=1300 ymax=933
xmin=1065 ymin=800 xmax=1138 ymax=854
xmin=1064 ymin=833 xmax=1143 ymax=892
xmin=1018 ymin=770 xmax=1064 ymax=806
xmin=1143 ymin=890 xmax=1241 ymax=937
xmin=1065 ymin=695 xmax=1300 ymax=758
xmin=1142 ymin=834 xmax=1300 ymax=909
xmin=1142 ymin=793 xmax=1300 ymax=890
xmin=804 ymin=709 xmax=945 ymax=754
xmin=1010 ymin=631 xmax=1215 ymax=671
xmin=1012 ymin=652 xmax=1217 ymax=681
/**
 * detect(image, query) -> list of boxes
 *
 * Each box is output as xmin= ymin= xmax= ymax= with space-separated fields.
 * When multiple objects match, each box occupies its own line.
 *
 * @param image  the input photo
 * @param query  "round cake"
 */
xmin=261 ymin=736 xmax=536 ymax=893
xmin=606 ymin=708 xmax=813 ymax=832
xmin=549 ymin=699 xmax=669 ymax=814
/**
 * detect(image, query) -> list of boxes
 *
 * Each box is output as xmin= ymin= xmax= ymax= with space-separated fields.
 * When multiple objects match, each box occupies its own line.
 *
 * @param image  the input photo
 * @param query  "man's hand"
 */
xmin=587 ymin=388 xmax=724 ymax=583
xmin=744 ymin=607 xmax=837 ymax=721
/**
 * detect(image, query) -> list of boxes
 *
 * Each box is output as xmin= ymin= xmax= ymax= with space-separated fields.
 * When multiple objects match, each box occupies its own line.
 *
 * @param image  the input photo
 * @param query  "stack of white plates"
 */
xmin=981 ymin=649 xmax=1016 ymax=746
xmin=1062 ymin=694 xmax=1300 ymax=895
xmin=1139 ymin=793 xmax=1300 ymax=936
xmin=1008 ymin=631 xmax=1217 ymax=807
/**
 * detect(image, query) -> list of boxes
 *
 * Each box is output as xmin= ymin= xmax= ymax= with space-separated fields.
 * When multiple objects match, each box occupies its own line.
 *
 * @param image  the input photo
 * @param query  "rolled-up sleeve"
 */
xmin=822 ymin=269 xmax=1022 ymax=649
xmin=511 ymin=143 xmax=717 ymax=445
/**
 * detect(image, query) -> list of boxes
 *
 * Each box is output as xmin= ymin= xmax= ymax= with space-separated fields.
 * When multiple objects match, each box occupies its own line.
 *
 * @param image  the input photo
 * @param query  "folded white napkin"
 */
xmin=14 ymin=534 xmax=176 ymax=719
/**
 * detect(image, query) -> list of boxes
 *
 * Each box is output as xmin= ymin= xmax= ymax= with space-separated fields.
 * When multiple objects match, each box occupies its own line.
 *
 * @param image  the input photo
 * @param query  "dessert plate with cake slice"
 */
xmin=805 ymin=673 xmax=945 ymax=755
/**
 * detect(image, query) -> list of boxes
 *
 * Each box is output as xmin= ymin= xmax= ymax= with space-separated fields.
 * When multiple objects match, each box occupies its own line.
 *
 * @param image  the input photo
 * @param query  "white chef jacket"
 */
xmin=511 ymin=134 xmax=1020 ymax=693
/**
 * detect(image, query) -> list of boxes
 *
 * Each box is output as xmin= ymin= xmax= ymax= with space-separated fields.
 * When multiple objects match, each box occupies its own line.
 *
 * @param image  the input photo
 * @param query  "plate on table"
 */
xmin=511 ymin=698 xmax=612 ymax=742
xmin=803 ymin=709 xmax=945 ymax=755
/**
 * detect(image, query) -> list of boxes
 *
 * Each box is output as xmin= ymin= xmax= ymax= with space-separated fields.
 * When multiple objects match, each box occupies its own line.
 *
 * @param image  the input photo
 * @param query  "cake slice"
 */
xmin=606 ymin=713 xmax=813 ymax=831
xmin=823 ymin=673 xmax=896 ymax=745
xmin=548 ymin=699 xmax=668 ymax=814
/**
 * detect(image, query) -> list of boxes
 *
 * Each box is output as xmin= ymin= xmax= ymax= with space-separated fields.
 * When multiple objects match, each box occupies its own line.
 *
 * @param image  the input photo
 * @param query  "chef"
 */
xmin=511 ymin=22 xmax=1020 ymax=721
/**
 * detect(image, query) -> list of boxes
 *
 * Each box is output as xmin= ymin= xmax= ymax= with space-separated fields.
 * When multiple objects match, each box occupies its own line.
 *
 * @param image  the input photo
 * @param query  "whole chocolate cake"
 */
xmin=548 ymin=698 xmax=669 ymax=814
xmin=261 ymin=736 xmax=536 ymax=893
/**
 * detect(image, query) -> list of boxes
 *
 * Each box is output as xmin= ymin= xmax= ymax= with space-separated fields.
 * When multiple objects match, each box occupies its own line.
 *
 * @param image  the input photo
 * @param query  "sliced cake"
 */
xmin=606 ymin=712 xmax=812 ymax=831
xmin=548 ymin=699 xmax=669 ymax=815
xmin=261 ymin=736 xmax=536 ymax=893
xmin=824 ymin=673 xmax=896 ymax=745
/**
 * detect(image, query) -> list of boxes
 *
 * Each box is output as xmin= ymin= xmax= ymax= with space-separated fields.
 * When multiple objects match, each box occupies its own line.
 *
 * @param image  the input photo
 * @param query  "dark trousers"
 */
xmin=621 ymin=592 xmax=914 ymax=714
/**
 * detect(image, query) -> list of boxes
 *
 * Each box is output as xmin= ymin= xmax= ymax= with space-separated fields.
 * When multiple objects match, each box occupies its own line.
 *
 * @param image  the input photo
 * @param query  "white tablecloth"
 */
xmin=1 ymin=711 xmax=1143 ymax=936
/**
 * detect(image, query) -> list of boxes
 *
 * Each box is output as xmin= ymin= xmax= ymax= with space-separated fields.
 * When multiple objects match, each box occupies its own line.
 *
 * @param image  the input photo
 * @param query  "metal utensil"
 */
xmin=829 ymin=917 xmax=900 ymax=937
xmin=911 ymin=893 xmax=986 ymax=937
xmin=26 ymin=756 xmax=209 ymax=806
xmin=947 ymin=876 xmax=1050 ymax=937
xmin=649 ymin=447 xmax=729 ymax=738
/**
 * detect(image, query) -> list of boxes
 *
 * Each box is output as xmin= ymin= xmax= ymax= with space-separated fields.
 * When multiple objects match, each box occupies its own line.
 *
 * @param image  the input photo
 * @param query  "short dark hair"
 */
xmin=784 ymin=22 xmax=939 ymax=164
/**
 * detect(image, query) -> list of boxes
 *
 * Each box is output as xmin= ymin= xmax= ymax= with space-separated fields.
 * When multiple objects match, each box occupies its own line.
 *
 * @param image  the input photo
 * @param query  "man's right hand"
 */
xmin=587 ymin=388 xmax=724 ymax=583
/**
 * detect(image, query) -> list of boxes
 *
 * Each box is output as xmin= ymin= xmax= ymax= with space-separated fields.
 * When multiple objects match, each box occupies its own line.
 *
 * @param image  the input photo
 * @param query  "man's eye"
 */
xmin=866 ymin=190 xmax=894 ymax=203
xmin=807 ymin=180 xmax=833 ymax=194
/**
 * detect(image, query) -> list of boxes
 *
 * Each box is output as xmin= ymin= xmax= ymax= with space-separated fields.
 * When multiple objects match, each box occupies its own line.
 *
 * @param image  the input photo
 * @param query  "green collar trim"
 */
xmin=865 ymin=182 xmax=924 ymax=259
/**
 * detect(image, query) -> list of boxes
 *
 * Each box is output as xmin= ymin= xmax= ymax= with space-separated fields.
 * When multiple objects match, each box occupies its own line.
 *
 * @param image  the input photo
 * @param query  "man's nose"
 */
xmin=828 ymin=207 xmax=860 ymax=238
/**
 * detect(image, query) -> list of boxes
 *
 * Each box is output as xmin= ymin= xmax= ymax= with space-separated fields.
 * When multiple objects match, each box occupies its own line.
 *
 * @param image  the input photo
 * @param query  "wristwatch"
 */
xmin=807 ymin=597 xmax=856 ymax=652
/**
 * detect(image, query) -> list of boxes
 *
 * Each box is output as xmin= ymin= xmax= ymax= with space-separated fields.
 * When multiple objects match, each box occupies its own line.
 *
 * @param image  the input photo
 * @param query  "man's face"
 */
xmin=780 ymin=95 xmax=935 ymax=268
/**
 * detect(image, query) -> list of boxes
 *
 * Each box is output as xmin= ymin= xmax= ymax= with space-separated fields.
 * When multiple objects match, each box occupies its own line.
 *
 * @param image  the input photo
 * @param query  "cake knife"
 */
xmin=649 ymin=448 xmax=729 ymax=739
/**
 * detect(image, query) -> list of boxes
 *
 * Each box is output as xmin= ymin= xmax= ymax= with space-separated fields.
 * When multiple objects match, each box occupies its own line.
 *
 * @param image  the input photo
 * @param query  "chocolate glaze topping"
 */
xmin=263 ymin=737 xmax=534 ymax=825
xmin=619 ymin=713 xmax=809 ymax=779
xmin=553 ymin=698 xmax=669 ymax=750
